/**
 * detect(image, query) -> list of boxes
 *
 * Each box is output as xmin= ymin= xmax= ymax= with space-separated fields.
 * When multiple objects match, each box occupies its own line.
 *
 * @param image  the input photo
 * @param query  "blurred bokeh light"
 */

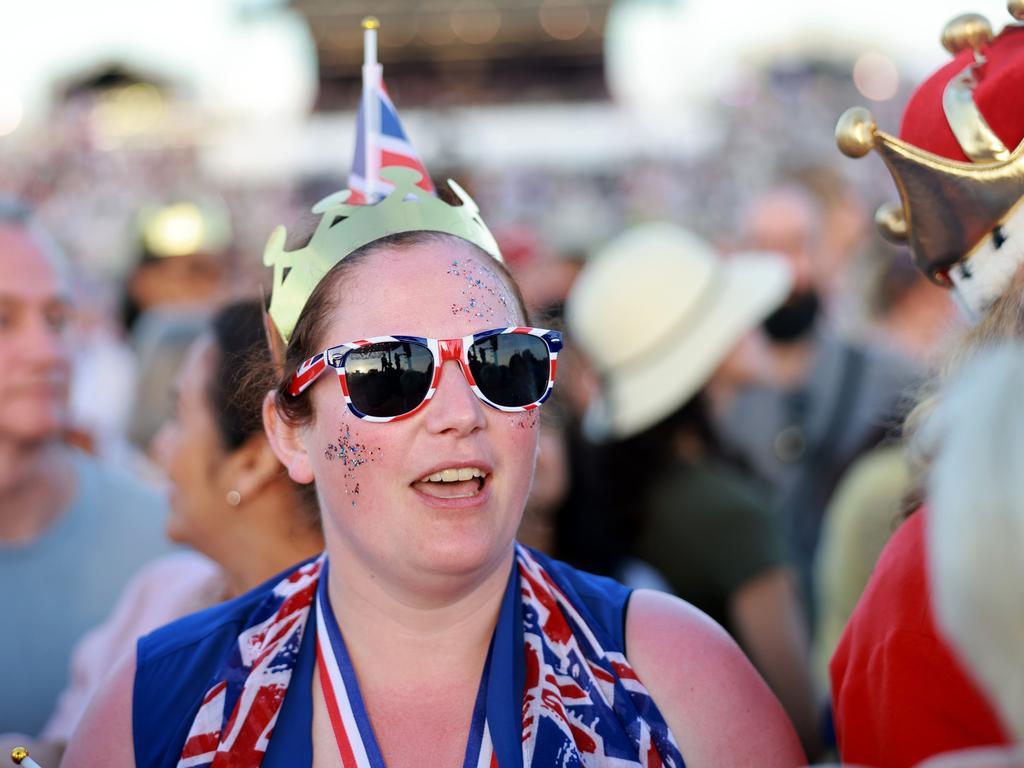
xmin=853 ymin=51 xmax=900 ymax=102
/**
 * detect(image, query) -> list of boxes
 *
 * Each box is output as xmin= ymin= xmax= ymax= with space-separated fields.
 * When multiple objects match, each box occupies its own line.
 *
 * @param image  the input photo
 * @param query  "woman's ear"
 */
xmin=218 ymin=434 xmax=288 ymax=501
xmin=262 ymin=391 xmax=315 ymax=484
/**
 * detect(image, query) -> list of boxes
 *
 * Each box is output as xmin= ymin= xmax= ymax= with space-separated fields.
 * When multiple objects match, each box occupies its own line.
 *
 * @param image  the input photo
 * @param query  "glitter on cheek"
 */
xmin=323 ymin=424 xmax=381 ymax=504
xmin=513 ymin=411 xmax=540 ymax=430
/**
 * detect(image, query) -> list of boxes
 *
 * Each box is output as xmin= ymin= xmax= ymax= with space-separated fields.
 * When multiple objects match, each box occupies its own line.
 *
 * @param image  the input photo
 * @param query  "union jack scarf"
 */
xmin=177 ymin=546 xmax=685 ymax=768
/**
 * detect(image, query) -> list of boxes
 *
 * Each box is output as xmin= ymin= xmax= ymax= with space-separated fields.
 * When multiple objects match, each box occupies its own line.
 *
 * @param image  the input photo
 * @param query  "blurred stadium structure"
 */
xmin=296 ymin=0 xmax=612 ymax=107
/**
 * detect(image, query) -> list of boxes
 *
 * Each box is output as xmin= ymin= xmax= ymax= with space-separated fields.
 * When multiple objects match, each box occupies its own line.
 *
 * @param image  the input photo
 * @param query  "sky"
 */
xmin=606 ymin=0 xmax=1017 ymax=112
xmin=0 ymin=0 xmax=1016 ymax=138
xmin=0 ymin=0 xmax=315 ymax=135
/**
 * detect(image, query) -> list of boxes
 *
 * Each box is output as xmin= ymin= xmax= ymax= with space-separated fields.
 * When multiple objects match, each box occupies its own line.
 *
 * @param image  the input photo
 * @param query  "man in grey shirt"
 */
xmin=0 ymin=199 xmax=171 ymax=735
xmin=715 ymin=185 xmax=918 ymax=614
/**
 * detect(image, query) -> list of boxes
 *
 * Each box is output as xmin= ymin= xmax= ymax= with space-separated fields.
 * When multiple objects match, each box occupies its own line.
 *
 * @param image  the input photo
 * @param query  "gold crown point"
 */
xmin=836 ymin=107 xmax=878 ymax=158
xmin=362 ymin=16 xmax=380 ymax=30
xmin=875 ymin=201 xmax=909 ymax=242
xmin=1009 ymin=0 xmax=1024 ymax=21
xmin=941 ymin=13 xmax=993 ymax=54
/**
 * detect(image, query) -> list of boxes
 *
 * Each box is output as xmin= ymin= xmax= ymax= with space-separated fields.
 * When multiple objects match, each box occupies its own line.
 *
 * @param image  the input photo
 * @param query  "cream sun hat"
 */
xmin=566 ymin=222 xmax=792 ymax=441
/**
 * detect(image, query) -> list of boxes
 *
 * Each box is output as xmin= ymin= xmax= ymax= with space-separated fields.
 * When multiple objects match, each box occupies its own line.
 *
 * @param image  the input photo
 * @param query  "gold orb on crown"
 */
xmin=836 ymin=107 xmax=877 ymax=158
xmin=941 ymin=13 xmax=994 ymax=53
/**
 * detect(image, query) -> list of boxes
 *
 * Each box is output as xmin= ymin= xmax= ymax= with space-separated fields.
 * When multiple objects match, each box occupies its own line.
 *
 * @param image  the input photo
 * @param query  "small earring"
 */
xmin=226 ymin=490 xmax=242 ymax=507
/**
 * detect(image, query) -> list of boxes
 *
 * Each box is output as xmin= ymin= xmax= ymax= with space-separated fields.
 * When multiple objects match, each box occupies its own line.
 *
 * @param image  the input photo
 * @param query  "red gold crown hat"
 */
xmin=836 ymin=3 xmax=1024 ymax=315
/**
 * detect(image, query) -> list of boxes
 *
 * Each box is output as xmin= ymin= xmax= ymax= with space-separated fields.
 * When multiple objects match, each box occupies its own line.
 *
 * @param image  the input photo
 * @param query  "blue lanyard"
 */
xmin=315 ymin=560 xmax=510 ymax=768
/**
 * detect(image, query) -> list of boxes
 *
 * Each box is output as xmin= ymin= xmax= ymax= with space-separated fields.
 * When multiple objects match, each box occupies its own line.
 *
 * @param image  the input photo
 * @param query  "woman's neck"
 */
xmin=215 ymin=489 xmax=325 ymax=599
xmin=325 ymin=541 xmax=515 ymax=685
xmin=0 ymin=438 xmax=76 ymax=543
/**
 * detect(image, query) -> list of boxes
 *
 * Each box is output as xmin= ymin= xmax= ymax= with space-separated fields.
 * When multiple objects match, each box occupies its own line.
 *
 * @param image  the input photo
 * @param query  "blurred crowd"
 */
xmin=3 ymin=18 xmax=1024 ymax=768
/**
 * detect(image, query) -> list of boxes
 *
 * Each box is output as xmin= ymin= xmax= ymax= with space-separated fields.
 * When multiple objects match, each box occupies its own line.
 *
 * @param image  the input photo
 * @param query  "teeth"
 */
xmin=424 ymin=467 xmax=485 ymax=483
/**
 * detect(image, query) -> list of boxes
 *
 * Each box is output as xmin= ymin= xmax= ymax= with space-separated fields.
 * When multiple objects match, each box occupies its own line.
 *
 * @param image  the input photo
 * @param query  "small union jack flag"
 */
xmin=348 ymin=59 xmax=435 ymax=204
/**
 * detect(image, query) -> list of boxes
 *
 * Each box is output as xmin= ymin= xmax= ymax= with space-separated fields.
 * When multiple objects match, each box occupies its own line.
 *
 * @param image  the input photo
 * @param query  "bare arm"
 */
xmin=728 ymin=567 xmax=823 ymax=760
xmin=626 ymin=589 xmax=806 ymax=768
xmin=60 ymin=651 xmax=135 ymax=768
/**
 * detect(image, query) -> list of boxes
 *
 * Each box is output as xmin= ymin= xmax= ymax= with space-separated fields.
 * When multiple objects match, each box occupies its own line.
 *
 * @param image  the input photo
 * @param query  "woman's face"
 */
xmin=153 ymin=334 xmax=228 ymax=549
xmin=298 ymin=239 xmax=540 ymax=583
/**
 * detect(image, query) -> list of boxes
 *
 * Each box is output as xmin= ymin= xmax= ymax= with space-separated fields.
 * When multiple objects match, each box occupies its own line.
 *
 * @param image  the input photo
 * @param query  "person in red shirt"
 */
xmin=830 ymin=6 xmax=1024 ymax=766
xmin=830 ymin=508 xmax=1010 ymax=767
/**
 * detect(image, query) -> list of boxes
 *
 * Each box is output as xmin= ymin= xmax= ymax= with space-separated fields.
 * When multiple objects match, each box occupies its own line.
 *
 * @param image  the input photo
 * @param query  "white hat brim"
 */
xmin=586 ymin=253 xmax=791 ymax=441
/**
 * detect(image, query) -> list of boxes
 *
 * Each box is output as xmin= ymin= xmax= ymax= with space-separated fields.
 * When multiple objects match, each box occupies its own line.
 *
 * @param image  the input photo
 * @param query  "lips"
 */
xmin=411 ymin=462 xmax=492 ymax=502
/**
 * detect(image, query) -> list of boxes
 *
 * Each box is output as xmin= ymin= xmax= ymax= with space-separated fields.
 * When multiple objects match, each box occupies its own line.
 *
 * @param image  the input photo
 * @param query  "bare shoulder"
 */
xmin=61 ymin=650 xmax=136 ymax=767
xmin=625 ymin=589 xmax=806 ymax=768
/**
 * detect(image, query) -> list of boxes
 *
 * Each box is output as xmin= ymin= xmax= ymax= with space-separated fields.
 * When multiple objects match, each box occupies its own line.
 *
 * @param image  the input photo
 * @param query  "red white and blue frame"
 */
xmin=288 ymin=326 xmax=562 ymax=423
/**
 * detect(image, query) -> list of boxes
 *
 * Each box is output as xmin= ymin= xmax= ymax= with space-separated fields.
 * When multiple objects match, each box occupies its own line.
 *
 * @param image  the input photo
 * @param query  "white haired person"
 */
xmin=916 ymin=343 xmax=1024 ymax=768
xmin=830 ymin=6 xmax=1024 ymax=766
xmin=64 ymin=167 xmax=804 ymax=767
xmin=566 ymin=223 xmax=822 ymax=759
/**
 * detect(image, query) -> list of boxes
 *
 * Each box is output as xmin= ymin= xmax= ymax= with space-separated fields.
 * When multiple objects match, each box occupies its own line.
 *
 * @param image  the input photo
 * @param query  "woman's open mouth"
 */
xmin=412 ymin=466 xmax=488 ymax=499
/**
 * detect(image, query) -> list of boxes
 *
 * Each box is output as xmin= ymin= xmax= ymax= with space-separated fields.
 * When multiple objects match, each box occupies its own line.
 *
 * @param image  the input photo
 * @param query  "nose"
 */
xmin=422 ymin=359 xmax=486 ymax=436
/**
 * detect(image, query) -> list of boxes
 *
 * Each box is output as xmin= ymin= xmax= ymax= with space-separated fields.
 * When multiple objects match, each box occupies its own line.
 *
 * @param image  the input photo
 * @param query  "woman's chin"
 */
xmin=404 ymin=531 xmax=515 ymax=581
xmin=164 ymin=516 xmax=193 ymax=548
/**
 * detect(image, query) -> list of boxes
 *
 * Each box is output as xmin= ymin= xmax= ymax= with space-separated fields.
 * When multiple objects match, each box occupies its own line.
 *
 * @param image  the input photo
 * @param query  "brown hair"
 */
xmin=208 ymin=298 xmax=322 ymax=528
xmin=268 ymin=230 xmax=530 ymax=429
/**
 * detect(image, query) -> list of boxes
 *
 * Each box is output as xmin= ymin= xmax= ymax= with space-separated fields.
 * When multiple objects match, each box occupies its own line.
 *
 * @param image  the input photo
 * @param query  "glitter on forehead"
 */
xmin=447 ymin=258 xmax=515 ymax=322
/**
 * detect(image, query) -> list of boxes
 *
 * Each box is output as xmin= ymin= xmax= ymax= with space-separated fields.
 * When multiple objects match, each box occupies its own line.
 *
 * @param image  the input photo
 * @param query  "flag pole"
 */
xmin=362 ymin=16 xmax=383 ymax=203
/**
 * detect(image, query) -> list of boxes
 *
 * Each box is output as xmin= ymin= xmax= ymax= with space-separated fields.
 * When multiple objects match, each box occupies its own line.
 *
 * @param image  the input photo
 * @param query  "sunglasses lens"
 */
xmin=345 ymin=342 xmax=434 ymax=418
xmin=468 ymin=333 xmax=550 ymax=407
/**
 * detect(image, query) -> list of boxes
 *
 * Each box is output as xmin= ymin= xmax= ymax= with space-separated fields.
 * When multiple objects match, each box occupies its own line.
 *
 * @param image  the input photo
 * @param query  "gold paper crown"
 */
xmin=264 ymin=166 xmax=503 ymax=343
xmin=835 ymin=5 xmax=1024 ymax=284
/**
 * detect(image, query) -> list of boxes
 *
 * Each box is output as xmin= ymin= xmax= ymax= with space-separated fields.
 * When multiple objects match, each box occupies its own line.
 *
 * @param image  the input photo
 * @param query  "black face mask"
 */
xmin=762 ymin=290 xmax=820 ymax=343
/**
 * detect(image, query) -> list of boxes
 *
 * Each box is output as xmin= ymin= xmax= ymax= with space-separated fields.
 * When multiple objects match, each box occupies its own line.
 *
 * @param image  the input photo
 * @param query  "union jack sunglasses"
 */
xmin=289 ymin=327 xmax=562 ymax=422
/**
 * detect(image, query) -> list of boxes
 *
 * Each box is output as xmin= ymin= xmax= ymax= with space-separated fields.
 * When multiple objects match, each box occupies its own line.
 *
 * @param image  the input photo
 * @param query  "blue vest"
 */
xmin=132 ymin=550 xmax=631 ymax=768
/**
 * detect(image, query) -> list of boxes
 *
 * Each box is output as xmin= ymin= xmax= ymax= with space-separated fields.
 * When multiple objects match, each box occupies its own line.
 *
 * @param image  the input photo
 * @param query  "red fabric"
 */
xmin=830 ymin=507 xmax=1011 ymax=768
xmin=900 ymin=25 xmax=1024 ymax=161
